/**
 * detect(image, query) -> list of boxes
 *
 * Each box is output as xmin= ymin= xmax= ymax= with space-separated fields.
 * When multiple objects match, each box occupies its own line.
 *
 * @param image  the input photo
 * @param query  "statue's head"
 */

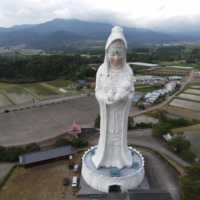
xmin=108 ymin=39 xmax=126 ymax=67
xmin=105 ymin=26 xmax=127 ymax=68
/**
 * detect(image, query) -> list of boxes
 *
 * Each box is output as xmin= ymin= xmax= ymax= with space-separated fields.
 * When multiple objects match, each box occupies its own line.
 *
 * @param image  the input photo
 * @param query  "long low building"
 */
xmin=19 ymin=145 xmax=76 ymax=168
xmin=166 ymin=66 xmax=193 ymax=70
xmin=129 ymin=62 xmax=159 ymax=67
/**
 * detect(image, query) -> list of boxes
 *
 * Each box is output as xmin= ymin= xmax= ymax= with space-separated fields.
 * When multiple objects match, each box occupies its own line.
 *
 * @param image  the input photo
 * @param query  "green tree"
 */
xmin=4 ymin=147 xmax=24 ymax=162
xmin=54 ymin=138 xmax=70 ymax=147
xmin=182 ymin=149 xmax=196 ymax=161
xmin=181 ymin=161 xmax=200 ymax=200
xmin=156 ymin=109 xmax=168 ymax=122
xmin=71 ymin=137 xmax=88 ymax=147
xmin=94 ymin=114 xmax=101 ymax=128
xmin=128 ymin=116 xmax=134 ymax=130
xmin=25 ymin=143 xmax=40 ymax=153
xmin=152 ymin=122 xmax=172 ymax=136
xmin=170 ymin=135 xmax=190 ymax=152
xmin=0 ymin=146 xmax=6 ymax=161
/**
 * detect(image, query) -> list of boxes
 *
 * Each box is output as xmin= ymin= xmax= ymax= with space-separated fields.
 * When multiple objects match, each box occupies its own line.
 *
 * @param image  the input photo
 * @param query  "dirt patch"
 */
xmin=0 ymin=153 xmax=88 ymax=200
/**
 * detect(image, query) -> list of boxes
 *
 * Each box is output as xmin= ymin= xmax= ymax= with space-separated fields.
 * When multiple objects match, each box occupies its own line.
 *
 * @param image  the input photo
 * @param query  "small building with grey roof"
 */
xmin=19 ymin=145 xmax=76 ymax=168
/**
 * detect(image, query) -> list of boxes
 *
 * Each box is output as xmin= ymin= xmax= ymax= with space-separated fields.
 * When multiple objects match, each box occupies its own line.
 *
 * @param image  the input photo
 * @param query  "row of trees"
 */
xmin=0 ymin=137 xmax=88 ymax=162
xmin=0 ymin=143 xmax=40 ymax=162
xmin=54 ymin=137 xmax=88 ymax=148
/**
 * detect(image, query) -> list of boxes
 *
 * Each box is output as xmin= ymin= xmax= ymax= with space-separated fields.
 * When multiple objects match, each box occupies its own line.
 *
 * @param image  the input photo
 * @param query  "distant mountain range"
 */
xmin=0 ymin=18 xmax=200 ymax=51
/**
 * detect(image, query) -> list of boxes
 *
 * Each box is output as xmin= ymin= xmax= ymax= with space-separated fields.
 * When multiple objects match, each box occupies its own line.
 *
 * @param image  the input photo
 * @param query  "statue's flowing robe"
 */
xmin=92 ymin=63 xmax=134 ymax=169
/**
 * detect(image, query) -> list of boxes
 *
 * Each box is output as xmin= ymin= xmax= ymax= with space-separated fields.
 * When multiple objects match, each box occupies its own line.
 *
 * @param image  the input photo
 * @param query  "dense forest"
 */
xmin=0 ymin=46 xmax=199 ymax=83
xmin=0 ymin=54 xmax=102 ymax=83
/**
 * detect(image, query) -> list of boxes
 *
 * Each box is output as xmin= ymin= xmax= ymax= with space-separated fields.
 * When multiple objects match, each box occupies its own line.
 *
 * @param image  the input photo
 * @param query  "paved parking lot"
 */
xmin=0 ymin=96 xmax=141 ymax=147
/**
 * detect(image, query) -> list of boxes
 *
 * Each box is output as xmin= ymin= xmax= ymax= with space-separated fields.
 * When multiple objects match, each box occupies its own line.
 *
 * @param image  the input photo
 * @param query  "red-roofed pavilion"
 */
xmin=68 ymin=121 xmax=81 ymax=137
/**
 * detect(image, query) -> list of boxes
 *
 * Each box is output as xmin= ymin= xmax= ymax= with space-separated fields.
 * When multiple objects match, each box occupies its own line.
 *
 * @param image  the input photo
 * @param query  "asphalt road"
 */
xmin=142 ymin=149 xmax=181 ymax=200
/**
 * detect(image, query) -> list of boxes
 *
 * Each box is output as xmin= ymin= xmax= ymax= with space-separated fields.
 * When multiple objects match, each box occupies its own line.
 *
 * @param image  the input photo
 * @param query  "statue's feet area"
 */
xmin=81 ymin=146 xmax=145 ymax=193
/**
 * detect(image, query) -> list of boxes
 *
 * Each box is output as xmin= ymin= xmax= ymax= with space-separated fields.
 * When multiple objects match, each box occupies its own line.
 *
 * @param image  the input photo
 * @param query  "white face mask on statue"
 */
xmin=108 ymin=45 xmax=125 ymax=67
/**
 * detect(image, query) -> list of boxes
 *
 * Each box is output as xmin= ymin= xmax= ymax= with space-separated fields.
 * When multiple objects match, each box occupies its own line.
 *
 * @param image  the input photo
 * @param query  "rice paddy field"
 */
xmin=149 ymin=68 xmax=190 ymax=77
xmin=166 ymin=83 xmax=200 ymax=158
xmin=0 ymin=94 xmax=12 ymax=107
xmin=1 ymin=86 xmax=36 ymax=104
xmin=46 ymin=80 xmax=74 ymax=88
xmin=23 ymin=84 xmax=61 ymax=100
xmin=0 ymin=79 xmax=93 ymax=107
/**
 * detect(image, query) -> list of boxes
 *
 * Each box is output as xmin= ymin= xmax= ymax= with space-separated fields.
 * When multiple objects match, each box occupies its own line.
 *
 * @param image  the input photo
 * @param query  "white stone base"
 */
xmin=81 ymin=146 xmax=145 ymax=193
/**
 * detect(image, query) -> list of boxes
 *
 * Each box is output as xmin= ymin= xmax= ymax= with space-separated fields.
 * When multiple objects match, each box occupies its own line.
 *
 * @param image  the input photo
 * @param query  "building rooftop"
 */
xmin=19 ymin=145 xmax=75 ymax=165
xmin=130 ymin=62 xmax=159 ymax=67
xmin=128 ymin=189 xmax=172 ymax=200
xmin=68 ymin=121 xmax=81 ymax=135
xmin=166 ymin=66 xmax=193 ymax=70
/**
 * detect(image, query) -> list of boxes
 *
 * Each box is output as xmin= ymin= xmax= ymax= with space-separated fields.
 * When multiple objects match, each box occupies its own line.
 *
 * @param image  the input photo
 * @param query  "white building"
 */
xmin=59 ymin=88 xmax=68 ymax=94
xmin=130 ymin=62 xmax=159 ymax=67
xmin=165 ymin=82 xmax=176 ymax=91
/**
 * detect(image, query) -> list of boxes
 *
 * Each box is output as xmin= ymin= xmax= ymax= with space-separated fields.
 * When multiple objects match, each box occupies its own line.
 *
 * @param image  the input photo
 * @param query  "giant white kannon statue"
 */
xmin=92 ymin=26 xmax=134 ymax=169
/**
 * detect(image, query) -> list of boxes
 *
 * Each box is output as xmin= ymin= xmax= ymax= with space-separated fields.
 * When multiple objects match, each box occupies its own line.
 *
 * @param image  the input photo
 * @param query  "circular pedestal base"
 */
xmin=81 ymin=146 xmax=145 ymax=193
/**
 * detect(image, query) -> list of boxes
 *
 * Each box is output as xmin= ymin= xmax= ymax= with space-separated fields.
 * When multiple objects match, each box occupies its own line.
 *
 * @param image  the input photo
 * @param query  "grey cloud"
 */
xmin=157 ymin=5 xmax=165 ymax=11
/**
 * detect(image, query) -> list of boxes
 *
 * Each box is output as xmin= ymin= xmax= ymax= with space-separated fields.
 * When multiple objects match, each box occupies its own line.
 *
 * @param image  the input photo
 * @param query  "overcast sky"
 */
xmin=1 ymin=0 xmax=200 ymax=31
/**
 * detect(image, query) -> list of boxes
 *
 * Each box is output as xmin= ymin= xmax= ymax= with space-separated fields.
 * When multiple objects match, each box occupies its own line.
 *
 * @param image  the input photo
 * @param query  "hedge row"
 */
xmin=129 ymin=144 xmax=181 ymax=176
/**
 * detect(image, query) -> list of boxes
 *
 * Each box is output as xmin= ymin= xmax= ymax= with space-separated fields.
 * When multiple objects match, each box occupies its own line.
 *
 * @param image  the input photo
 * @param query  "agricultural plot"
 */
xmin=179 ymin=93 xmax=200 ymax=102
xmin=170 ymin=99 xmax=200 ymax=111
xmin=1 ymin=86 xmax=36 ymax=104
xmin=149 ymin=68 xmax=190 ymax=76
xmin=0 ymin=94 xmax=12 ymax=107
xmin=0 ymin=83 xmax=15 ymax=88
xmin=23 ymin=84 xmax=61 ymax=99
xmin=184 ymin=88 xmax=200 ymax=95
xmin=46 ymin=80 xmax=73 ymax=88
xmin=190 ymin=86 xmax=200 ymax=89
xmin=65 ymin=89 xmax=82 ymax=96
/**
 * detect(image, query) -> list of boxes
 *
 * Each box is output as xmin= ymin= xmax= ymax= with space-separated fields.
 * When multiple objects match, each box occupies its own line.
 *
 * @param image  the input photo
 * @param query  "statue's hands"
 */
xmin=106 ymin=98 xmax=120 ymax=106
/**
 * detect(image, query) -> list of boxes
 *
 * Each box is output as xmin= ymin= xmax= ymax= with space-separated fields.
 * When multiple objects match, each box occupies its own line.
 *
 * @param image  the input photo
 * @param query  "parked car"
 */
xmin=63 ymin=178 xmax=69 ymax=186
xmin=74 ymin=164 xmax=78 ymax=172
xmin=68 ymin=161 xmax=74 ymax=169
xmin=71 ymin=176 xmax=78 ymax=187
